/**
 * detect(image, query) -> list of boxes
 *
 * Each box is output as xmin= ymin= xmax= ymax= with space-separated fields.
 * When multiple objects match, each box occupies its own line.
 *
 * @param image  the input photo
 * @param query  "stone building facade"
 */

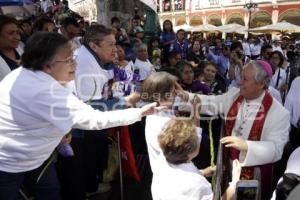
xmin=158 ymin=0 xmax=300 ymax=29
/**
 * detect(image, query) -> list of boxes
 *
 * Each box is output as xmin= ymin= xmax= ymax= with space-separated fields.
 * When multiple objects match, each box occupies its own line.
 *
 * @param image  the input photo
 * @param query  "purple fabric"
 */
xmin=160 ymin=32 xmax=176 ymax=45
xmin=57 ymin=144 xmax=74 ymax=157
xmin=190 ymin=80 xmax=211 ymax=94
xmin=170 ymin=39 xmax=189 ymax=59
xmin=113 ymin=67 xmax=134 ymax=96
xmin=132 ymin=70 xmax=140 ymax=83
xmin=256 ymin=60 xmax=273 ymax=79
xmin=114 ymin=67 xmax=128 ymax=81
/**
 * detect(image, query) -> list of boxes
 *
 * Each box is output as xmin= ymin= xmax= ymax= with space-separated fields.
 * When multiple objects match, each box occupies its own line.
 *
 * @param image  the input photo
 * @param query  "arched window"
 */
xmin=163 ymin=0 xmax=171 ymax=11
xmin=174 ymin=0 xmax=185 ymax=11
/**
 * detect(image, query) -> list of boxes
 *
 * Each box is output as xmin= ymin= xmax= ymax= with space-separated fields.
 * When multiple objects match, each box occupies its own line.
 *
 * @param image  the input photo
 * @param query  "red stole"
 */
xmin=225 ymin=91 xmax=273 ymax=180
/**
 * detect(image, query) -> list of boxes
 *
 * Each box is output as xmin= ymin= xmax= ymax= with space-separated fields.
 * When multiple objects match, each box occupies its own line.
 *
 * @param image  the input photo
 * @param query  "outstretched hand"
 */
xmin=220 ymin=136 xmax=248 ymax=152
xmin=140 ymin=102 xmax=167 ymax=117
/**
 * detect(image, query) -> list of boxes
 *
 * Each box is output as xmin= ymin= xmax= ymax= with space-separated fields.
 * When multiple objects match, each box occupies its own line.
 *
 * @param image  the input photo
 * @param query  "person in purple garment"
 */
xmin=176 ymin=60 xmax=210 ymax=94
xmin=169 ymin=29 xmax=189 ymax=60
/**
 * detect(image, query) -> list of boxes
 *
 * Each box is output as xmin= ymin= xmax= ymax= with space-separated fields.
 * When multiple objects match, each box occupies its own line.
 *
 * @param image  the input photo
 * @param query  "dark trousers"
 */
xmin=251 ymin=55 xmax=260 ymax=60
xmin=290 ymin=125 xmax=300 ymax=149
xmin=57 ymin=98 xmax=124 ymax=200
xmin=57 ymin=130 xmax=109 ymax=200
xmin=0 ymin=162 xmax=60 ymax=200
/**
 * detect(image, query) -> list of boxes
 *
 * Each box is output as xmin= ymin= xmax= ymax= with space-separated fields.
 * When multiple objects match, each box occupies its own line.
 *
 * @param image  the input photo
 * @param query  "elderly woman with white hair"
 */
xmin=178 ymin=60 xmax=290 ymax=199
xmin=130 ymin=42 xmax=156 ymax=81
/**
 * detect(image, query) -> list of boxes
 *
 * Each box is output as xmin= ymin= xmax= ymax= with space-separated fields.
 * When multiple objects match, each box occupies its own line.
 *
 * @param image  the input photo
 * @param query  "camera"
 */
xmin=236 ymin=180 xmax=259 ymax=200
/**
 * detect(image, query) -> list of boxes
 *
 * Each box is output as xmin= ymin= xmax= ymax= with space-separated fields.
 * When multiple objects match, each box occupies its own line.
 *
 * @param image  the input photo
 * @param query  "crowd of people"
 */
xmin=0 ymin=2 xmax=300 ymax=199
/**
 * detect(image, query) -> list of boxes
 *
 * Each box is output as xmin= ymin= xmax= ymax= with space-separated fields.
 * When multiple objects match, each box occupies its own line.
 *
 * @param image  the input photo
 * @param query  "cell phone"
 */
xmin=236 ymin=180 xmax=259 ymax=200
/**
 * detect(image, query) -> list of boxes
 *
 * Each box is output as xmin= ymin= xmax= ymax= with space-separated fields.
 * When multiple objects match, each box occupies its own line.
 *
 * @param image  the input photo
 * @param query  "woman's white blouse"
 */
xmin=0 ymin=67 xmax=142 ymax=172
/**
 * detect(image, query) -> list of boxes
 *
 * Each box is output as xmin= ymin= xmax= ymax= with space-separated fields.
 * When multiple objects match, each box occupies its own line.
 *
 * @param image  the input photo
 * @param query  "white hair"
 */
xmin=243 ymin=60 xmax=270 ymax=89
xmin=133 ymin=42 xmax=147 ymax=53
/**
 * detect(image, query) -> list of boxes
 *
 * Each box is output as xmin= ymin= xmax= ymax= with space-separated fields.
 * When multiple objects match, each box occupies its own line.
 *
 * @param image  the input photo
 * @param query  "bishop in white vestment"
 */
xmin=184 ymin=60 xmax=290 ymax=199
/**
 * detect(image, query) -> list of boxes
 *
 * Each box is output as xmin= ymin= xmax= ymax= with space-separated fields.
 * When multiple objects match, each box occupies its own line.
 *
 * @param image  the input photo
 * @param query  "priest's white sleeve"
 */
xmin=188 ymin=87 xmax=240 ymax=116
xmin=240 ymin=106 xmax=290 ymax=167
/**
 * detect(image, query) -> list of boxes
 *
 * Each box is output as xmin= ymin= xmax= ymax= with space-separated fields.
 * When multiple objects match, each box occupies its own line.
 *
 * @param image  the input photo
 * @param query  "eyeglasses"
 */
xmin=53 ymin=55 xmax=77 ymax=64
